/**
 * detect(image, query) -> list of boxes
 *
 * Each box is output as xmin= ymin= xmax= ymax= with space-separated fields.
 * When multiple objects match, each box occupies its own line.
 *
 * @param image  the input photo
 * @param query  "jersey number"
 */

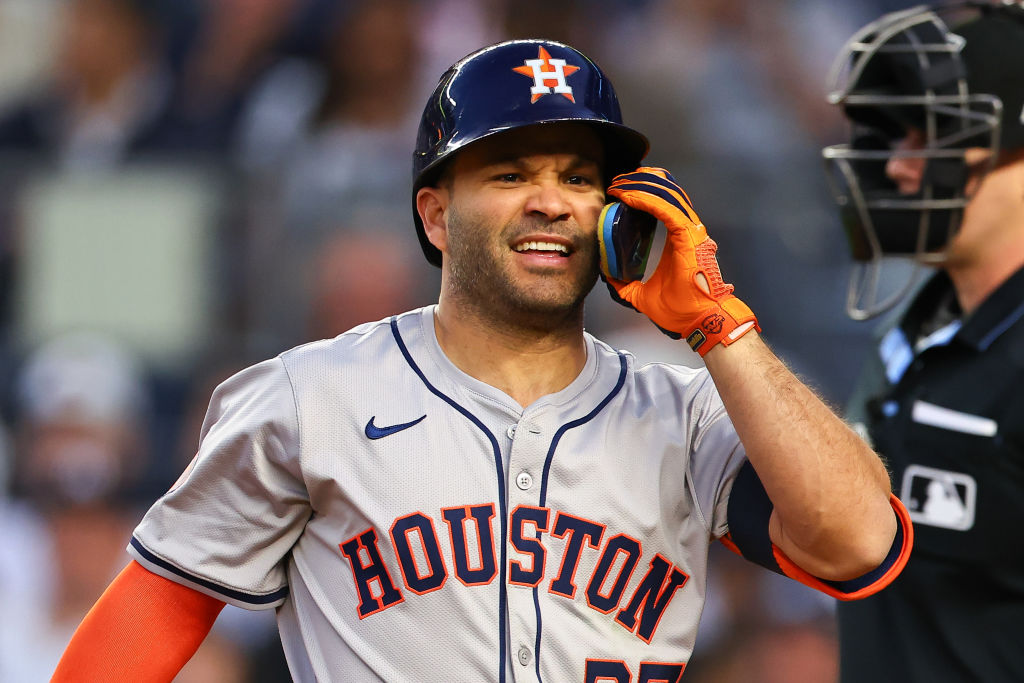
xmin=584 ymin=659 xmax=685 ymax=683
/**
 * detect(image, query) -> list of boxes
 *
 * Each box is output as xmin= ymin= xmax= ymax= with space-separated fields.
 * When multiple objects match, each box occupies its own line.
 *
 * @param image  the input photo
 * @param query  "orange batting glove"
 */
xmin=604 ymin=167 xmax=759 ymax=355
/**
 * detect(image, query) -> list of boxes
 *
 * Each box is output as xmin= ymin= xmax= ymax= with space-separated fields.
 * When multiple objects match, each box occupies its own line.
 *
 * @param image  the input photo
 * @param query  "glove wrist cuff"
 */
xmin=684 ymin=298 xmax=760 ymax=356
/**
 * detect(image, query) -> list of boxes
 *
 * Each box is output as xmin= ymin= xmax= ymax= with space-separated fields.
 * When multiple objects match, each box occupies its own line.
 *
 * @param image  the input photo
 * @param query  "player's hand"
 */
xmin=604 ymin=167 xmax=759 ymax=355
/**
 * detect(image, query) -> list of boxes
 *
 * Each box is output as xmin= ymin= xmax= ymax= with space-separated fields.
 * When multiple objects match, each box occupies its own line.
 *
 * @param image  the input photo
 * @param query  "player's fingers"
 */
xmin=610 ymin=184 xmax=695 ymax=224
xmin=609 ymin=172 xmax=696 ymax=222
xmin=610 ymin=168 xmax=688 ymax=205
xmin=607 ymin=178 xmax=693 ymax=217
xmin=617 ymin=166 xmax=674 ymax=184
xmin=607 ymin=188 xmax=696 ymax=244
xmin=607 ymin=276 xmax=645 ymax=310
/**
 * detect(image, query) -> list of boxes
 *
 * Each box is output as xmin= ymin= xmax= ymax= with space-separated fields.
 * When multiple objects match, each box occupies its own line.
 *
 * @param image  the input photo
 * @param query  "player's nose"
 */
xmin=524 ymin=182 xmax=573 ymax=222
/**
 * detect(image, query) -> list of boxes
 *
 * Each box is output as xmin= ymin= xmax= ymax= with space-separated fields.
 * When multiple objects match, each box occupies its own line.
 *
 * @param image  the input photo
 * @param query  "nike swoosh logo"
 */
xmin=365 ymin=415 xmax=426 ymax=439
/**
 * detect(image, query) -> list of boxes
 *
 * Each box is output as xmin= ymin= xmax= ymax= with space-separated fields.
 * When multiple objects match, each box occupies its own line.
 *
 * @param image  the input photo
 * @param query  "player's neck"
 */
xmin=432 ymin=301 xmax=587 ymax=408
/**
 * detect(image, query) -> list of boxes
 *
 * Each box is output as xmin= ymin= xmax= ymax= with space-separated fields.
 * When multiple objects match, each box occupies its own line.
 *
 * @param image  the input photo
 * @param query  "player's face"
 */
xmin=442 ymin=124 xmax=606 ymax=321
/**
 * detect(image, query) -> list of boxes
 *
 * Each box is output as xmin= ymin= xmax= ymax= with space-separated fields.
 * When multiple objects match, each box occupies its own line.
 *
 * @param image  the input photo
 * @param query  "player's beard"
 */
xmin=444 ymin=205 xmax=599 ymax=332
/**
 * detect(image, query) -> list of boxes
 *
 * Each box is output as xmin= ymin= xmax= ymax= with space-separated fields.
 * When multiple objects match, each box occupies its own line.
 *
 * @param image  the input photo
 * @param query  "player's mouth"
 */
xmin=511 ymin=237 xmax=573 ymax=259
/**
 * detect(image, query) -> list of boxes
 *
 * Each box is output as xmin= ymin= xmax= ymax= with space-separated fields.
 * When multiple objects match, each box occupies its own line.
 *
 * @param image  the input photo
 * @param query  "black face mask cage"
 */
xmin=822 ymin=4 xmax=1002 ymax=319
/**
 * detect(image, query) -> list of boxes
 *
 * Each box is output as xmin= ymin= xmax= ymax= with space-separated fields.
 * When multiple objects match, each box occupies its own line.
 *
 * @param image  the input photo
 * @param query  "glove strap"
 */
xmin=684 ymin=298 xmax=760 ymax=356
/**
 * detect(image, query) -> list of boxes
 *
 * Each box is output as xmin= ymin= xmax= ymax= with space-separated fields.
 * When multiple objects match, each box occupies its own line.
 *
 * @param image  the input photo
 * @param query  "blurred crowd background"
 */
xmin=0 ymin=0 xmax=924 ymax=680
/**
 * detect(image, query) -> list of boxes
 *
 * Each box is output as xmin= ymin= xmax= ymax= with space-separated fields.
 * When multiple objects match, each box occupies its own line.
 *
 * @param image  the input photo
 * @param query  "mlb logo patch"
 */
xmin=900 ymin=464 xmax=976 ymax=531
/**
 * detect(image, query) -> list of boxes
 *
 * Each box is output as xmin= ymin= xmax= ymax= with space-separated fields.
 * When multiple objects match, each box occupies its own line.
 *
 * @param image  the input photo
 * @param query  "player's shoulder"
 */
xmin=278 ymin=307 xmax=424 ymax=371
xmin=591 ymin=336 xmax=708 ymax=383
xmin=196 ymin=309 xmax=429 ymax=428
xmin=590 ymin=335 xmax=716 ymax=401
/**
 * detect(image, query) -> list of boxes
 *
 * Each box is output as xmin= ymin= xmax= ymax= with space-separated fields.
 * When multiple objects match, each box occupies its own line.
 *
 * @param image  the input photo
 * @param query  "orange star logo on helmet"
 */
xmin=513 ymin=46 xmax=581 ymax=103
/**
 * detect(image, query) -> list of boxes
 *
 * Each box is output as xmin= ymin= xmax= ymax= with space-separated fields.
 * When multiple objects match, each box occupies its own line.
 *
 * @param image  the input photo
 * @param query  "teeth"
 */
xmin=514 ymin=241 xmax=568 ymax=253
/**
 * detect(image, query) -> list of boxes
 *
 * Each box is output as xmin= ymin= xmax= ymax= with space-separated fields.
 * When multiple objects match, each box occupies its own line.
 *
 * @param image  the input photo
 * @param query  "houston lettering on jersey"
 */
xmin=339 ymin=503 xmax=689 ymax=643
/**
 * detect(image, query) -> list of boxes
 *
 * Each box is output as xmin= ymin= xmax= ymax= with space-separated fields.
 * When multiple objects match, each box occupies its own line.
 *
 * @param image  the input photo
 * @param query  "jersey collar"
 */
xmin=956 ymin=264 xmax=1024 ymax=351
xmin=415 ymin=305 xmax=605 ymax=413
xmin=898 ymin=265 xmax=1024 ymax=353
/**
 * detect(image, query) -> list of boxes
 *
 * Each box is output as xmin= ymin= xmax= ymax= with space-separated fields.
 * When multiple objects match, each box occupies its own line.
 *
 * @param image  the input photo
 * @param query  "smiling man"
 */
xmin=435 ymin=126 xmax=605 ymax=324
xmin=54 ymin=40 xmax=909 ymax=682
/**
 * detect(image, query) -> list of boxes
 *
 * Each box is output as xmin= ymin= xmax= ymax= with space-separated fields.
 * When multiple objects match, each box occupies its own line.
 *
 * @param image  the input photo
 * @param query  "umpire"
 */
xmin=823 ymin=3 xmax=1024 ymax=681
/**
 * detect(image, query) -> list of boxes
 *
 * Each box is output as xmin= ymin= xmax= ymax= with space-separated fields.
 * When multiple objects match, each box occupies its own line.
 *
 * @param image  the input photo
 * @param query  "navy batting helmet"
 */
xmin=412 ymin=39 xmax=649 ymax=267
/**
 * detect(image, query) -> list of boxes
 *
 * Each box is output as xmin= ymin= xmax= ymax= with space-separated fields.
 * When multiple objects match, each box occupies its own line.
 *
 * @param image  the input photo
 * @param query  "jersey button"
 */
xmin=517 ymin=646 xmax=532 ymax=666
xmin=507 ymin=424 xmax=517 ymax=439
xmin=516 ymin=471 xmax=533 ymax=490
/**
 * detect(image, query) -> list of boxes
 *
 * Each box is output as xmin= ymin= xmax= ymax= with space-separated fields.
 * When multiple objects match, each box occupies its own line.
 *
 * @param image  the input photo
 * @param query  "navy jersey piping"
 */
xmin=130 ymin=537 xmax=289 ymax=606
xmin=977 ymin=299 xmax=1024 ymax=350
xmin=390 ymin=316 xmax=509 ymax=683
xmin=533 ymin=352 xmax=629 ymax=681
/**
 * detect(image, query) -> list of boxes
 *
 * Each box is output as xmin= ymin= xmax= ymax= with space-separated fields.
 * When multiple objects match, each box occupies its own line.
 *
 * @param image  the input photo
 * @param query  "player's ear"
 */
xmin=417 ymin=185 xmax=449 ymax=254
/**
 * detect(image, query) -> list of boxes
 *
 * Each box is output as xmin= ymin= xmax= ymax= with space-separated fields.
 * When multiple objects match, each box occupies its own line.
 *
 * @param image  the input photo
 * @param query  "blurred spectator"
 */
xmin=0 ymin=0 xmax=62 ymax=111
xmin=415 ymin=0 xmax=504 ymax=85
xmin=268 ymin=0 xmax=420 ymax=213
xmin=172 ymin=0 xmax=305 ymax=154
xmin=238 ymin=0 xmax=422 ymax=192
xmin=683 ymin=545 xmax=838 ymax=682
xmin=605 ymin=0 xmax=871 ymax=165
xmin=498 ymin=0 xmax=588 ymax=47
xmin=237 ymin=0 xmax=434 ymax=353
xmin=687 ymin=618 xmax=839 ymax=683
xmin=0 ymin=331 xmax=258 ymax=681
xmin=247 ymin=217 xmax=437 ymax=356
xmin=306 ymin=229 xmax=430 ymax=341
xmin=0 ymin=331 xmax=150 ymax=680
xmin=0 ymin=0 xmax=183 ymax=171
xmin=11 ymin=330 xmax=149 ymax=502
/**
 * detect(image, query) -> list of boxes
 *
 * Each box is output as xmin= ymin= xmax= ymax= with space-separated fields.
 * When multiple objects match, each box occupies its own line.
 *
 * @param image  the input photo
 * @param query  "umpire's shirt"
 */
xmin=838 ymin=265 xmax=1024 ymax=683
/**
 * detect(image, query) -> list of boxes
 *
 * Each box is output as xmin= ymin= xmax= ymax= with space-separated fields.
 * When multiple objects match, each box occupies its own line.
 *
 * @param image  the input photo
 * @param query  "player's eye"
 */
xmin=566 ymin=174 xmax=597 ymax=187
xmin=493 ymin=172 xmax=522 ymax=183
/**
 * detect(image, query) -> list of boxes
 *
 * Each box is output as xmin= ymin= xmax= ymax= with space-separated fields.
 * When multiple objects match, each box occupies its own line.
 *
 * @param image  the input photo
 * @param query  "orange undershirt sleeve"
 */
xmin=52 ymin=560 xmax=226 ymax=682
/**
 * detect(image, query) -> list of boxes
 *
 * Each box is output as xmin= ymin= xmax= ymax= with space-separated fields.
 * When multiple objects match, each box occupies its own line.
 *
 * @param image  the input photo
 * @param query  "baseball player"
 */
xmin=54 ymin=40 xmax=911 ymax=682
xmin=823 ymin=3 xmax=1024 ymax=680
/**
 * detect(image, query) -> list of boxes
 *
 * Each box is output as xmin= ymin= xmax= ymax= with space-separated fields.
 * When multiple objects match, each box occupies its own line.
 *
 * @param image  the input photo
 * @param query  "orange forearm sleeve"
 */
xmin=52 ymin=560 xmax=226 ymax=682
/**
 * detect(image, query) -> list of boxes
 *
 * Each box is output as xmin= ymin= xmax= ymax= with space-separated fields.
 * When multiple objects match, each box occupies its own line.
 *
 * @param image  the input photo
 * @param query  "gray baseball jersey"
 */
xmin=129 ymin=305 xmax=908 ymax=682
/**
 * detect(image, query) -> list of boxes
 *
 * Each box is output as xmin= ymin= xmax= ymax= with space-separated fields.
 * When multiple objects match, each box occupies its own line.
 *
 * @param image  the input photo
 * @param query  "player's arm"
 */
xmin=701 ymin=333 xmax=896 ymax=579
xmin=52 ymin=560 xmax=225 ymax=682
xmin=604 ymin=168 xmax=900 ymax=581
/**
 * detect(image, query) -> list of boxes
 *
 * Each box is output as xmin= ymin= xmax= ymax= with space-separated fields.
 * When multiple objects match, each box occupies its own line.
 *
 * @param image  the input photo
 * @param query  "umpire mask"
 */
xmin=822 ymin=2 xmax=1024 ymax=319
